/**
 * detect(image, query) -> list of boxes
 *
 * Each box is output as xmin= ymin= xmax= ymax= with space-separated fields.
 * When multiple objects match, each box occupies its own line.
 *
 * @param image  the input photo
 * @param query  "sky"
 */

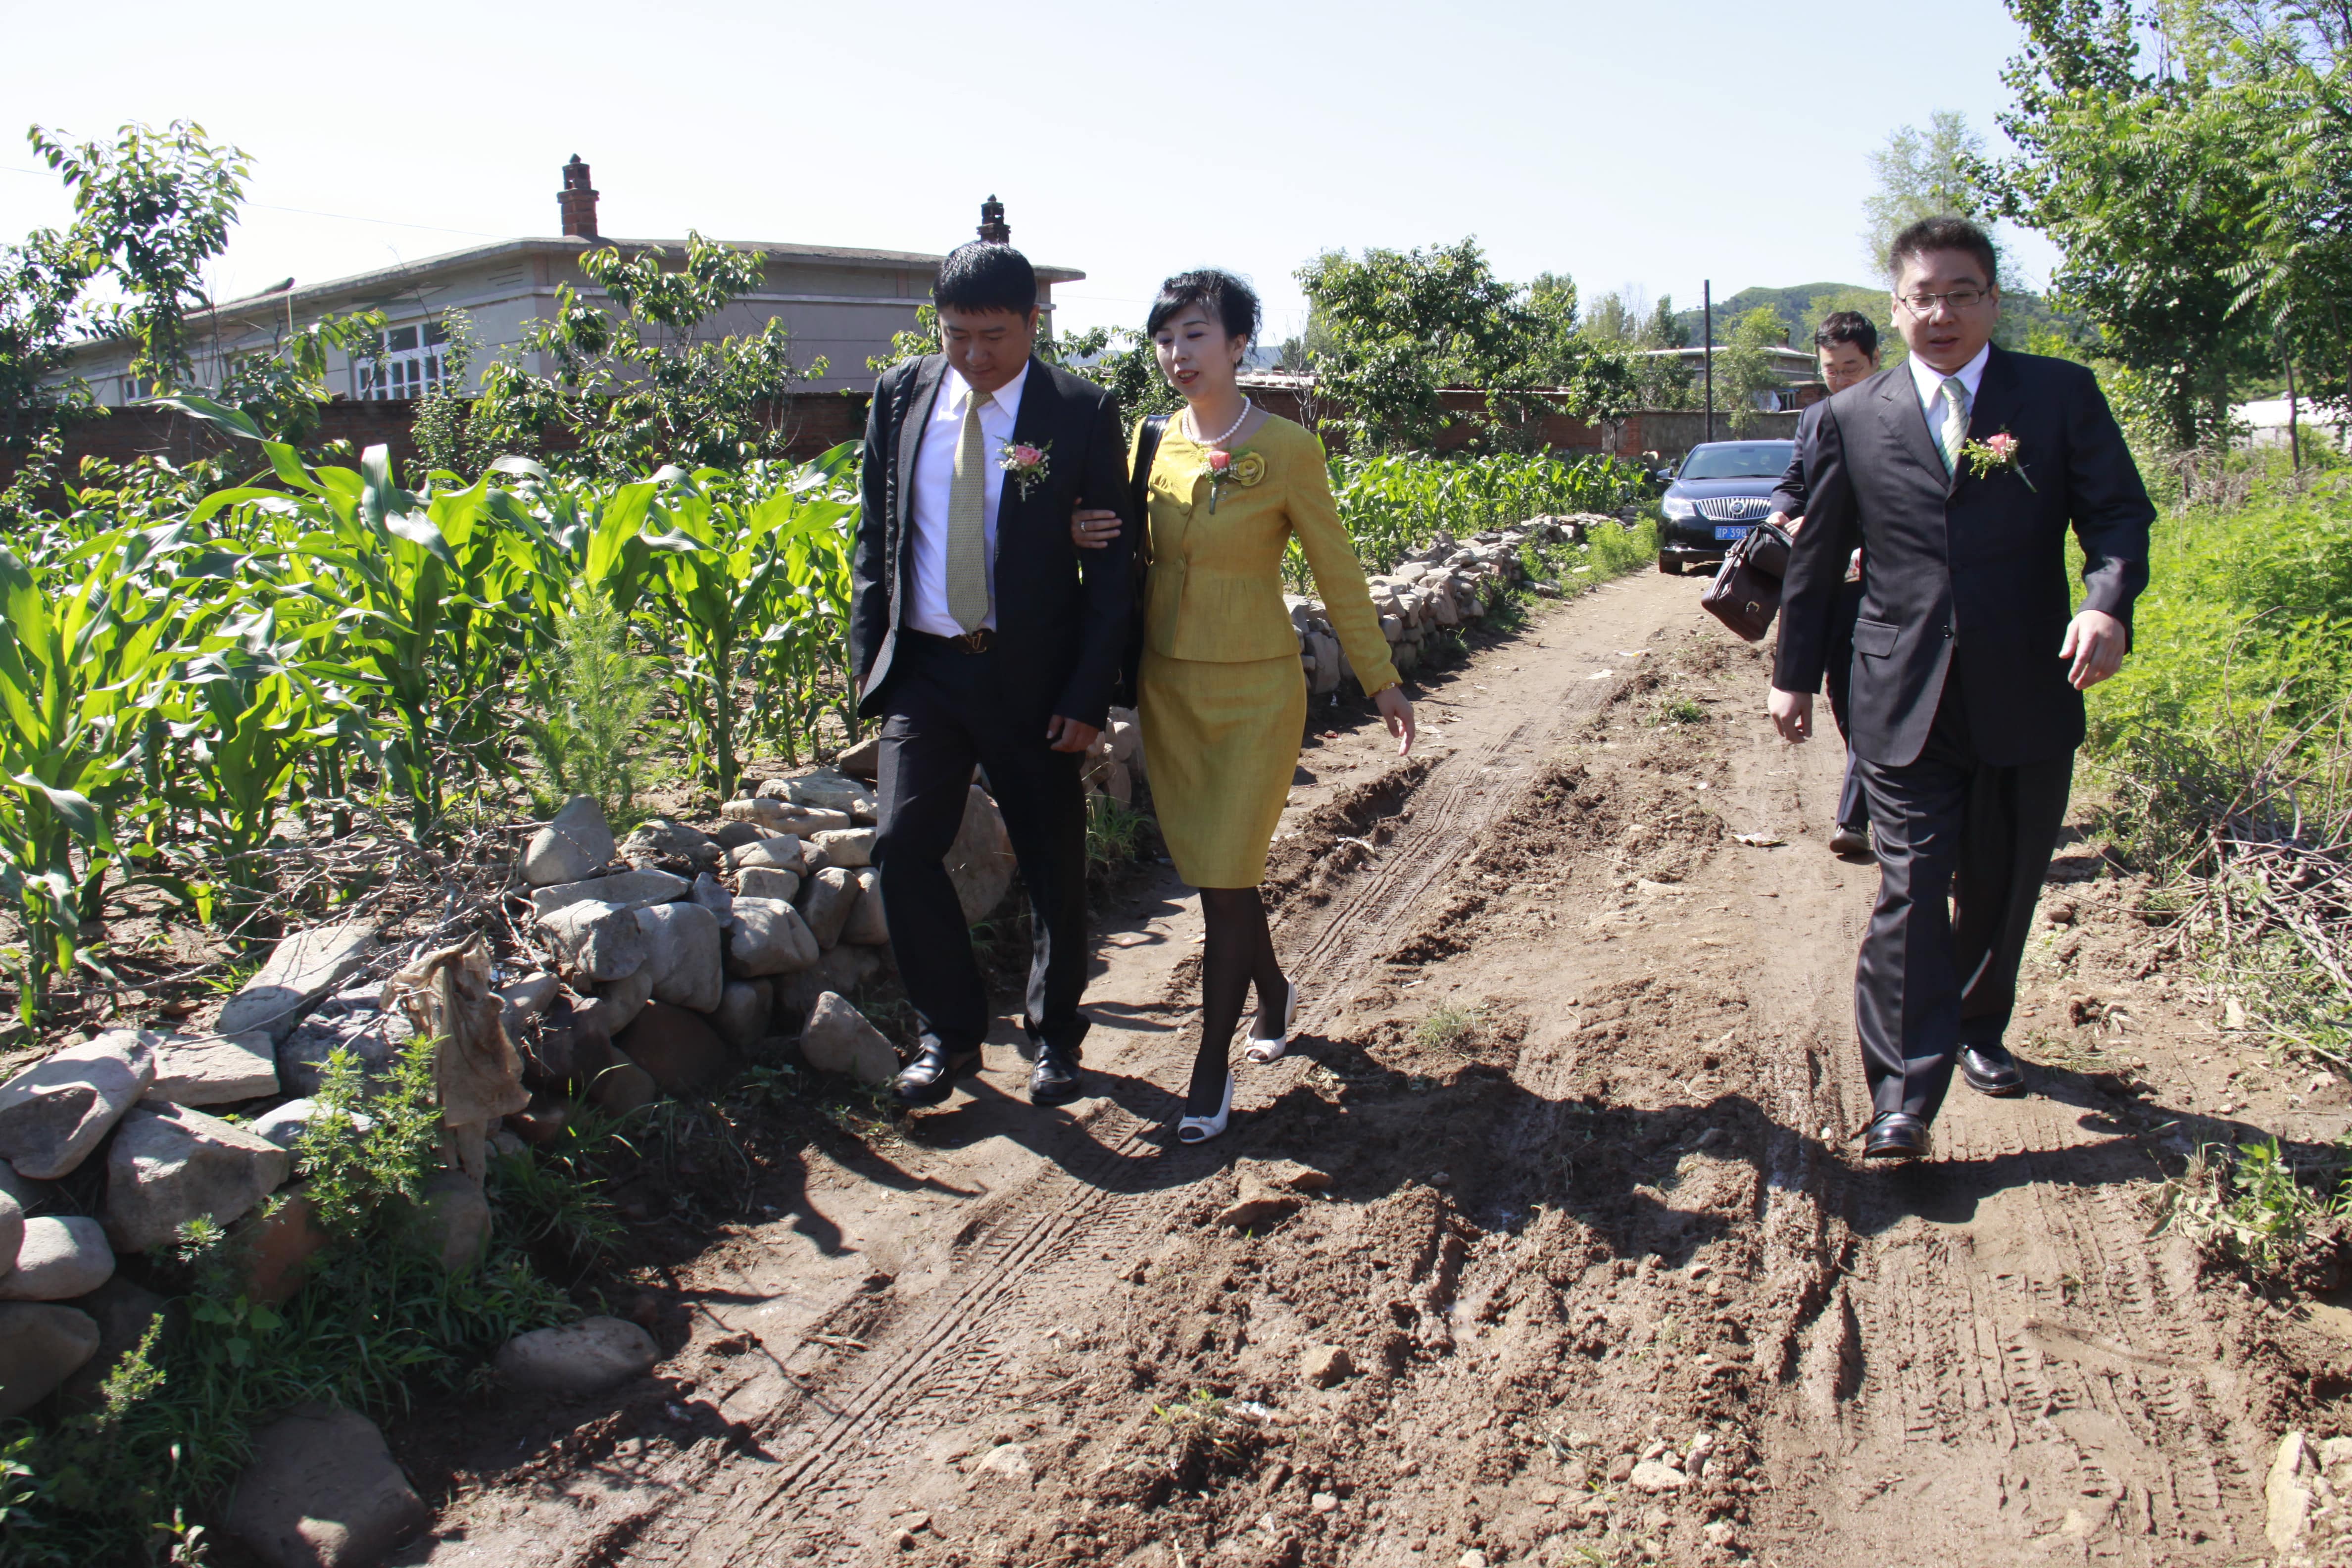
xmin=0 ymin=0 xmax=2060 ymax=349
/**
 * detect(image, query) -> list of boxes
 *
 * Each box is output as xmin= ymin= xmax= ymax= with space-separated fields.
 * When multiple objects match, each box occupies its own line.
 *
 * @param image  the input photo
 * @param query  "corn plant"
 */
xmin=1295 ymin=449 xmax=1653 ymax=586
xmin=0 ymin=529 xmax=187 ymax=1022
xmin=151 ymin=609 xmax=347 ymax=941
xmin=745 ymin=444 xmax=861 ymax=763
xmin=169 ymin=398 xmax=537 ymax=830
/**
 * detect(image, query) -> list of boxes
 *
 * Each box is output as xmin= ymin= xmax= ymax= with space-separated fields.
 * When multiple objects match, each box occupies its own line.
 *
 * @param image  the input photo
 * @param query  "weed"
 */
xmin=1414 ymin=1002 xmax=1483 ymax=1051
xmin=1152 ymin=1388 xmax=1241 ymax=1461
xmin=0 ymin=1038 xmax=571 ymax=1564
xmin=1087 ymin=792 xmax=1151 ymax=871
xmin=2146 ymin=1136 xmax=2349 ymax=1284
xmin=489 ymin=1145 xmax=622 ymax=1264
xmin=1656 ymin=695 xmax=1708 ymax=726
xmin=526 ymin=588 xmax=655 ymax=828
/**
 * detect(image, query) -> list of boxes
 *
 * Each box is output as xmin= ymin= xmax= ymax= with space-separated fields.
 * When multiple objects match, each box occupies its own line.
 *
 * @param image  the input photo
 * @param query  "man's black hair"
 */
xmin=935 ymin=242 xmax=1038 ymax=317
xmin=1815 ymin=309 xmax=1880 ymax=358
xmin=1888 ymin=216 xmax=1998 ymax=288
xmin=1146 ymin=269 xmax=1262 ymax=344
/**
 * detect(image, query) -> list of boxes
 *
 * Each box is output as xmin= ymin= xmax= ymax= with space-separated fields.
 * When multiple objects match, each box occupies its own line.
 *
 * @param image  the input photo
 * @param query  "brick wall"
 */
xmin=1239 ymin=386 xmax=1802 ymax=464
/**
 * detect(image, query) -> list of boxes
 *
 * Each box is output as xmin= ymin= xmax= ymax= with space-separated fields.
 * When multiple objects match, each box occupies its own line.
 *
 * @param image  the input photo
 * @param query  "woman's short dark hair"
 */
xmin=1814 ymin=310 xmax=1880 ymax=358
xmin=1146 ymin=269 xmax=1261 ymax=344
xmin=1888 ymin=216 xmax=1998 ymax=288
xmin=936 ymin=242 xmax=1037 ymax=317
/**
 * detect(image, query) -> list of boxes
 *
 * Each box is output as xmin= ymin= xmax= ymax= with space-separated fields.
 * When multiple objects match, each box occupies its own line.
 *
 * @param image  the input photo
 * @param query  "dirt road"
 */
xmin=401 ymin=571 xmax=2326 ymax=1568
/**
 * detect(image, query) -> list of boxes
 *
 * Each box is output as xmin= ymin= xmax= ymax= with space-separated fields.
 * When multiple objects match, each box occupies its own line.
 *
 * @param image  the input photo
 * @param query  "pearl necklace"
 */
xmin=1190 ymin=395 xmax=1253 ymax=447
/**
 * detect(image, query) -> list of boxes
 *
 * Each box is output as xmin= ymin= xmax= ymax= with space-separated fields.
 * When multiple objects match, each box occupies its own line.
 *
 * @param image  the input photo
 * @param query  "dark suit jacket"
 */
xmin=1772 ymin=346 xmax=2154 ymax=769
xmin=849 ymin=354 xmax=1137 ymax=733
xmin=1771 ymin=399 xmax=1867 ymax=729
xmin=1768 ymin=400 xmax=1824 ymax=520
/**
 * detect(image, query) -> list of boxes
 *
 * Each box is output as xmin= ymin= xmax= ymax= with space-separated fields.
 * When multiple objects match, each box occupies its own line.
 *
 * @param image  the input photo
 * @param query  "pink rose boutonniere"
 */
xmin=1960 ymin=429 xmax=2037 ymax=492
xmin=1000 ymin=441 xmax=1051 ymax=499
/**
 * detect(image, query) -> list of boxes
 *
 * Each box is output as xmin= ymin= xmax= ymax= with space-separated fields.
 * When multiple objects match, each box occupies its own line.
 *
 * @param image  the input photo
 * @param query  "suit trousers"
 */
xmin=1825 ymin=580 xmax=1868 ymax=833
xmin=873 ymin=637 xmax=1091 ymax=1059
xmin=1853 ymin=668 xmax=2072 ymax=1120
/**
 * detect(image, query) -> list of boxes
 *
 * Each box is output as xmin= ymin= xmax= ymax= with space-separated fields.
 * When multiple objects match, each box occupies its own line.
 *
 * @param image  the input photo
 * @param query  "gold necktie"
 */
xmin=946 ymin=388 xmax=992 ymax=633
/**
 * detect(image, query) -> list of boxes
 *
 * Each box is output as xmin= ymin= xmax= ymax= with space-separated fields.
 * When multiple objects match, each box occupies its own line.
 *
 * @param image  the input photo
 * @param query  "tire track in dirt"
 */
xmin=1751 ymin=811 xmax=2263 ymax=1560
xmin=549 ymin=576 xmax=1706 ymax=1567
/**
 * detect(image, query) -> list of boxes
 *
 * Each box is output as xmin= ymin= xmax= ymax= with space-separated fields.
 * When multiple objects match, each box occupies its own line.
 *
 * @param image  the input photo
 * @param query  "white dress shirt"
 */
xmin=1907 ymin=342 xmax=1990 ymax=422
xmin=907 ymin=360 xmax=1029 ymax=637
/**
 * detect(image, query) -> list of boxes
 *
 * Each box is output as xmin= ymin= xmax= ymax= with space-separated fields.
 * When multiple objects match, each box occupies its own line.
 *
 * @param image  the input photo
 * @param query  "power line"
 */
xmin=0 ymin=164 xmax=510 ymax=241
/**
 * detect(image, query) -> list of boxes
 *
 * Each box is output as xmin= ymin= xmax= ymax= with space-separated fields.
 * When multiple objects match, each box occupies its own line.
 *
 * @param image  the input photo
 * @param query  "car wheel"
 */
xmin=1657 ymin=551 xmax=1682 ymax=576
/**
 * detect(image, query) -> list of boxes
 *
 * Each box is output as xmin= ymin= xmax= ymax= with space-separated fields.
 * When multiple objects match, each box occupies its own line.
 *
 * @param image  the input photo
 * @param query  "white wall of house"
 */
xmin=59 ymin=238 xmax=1073 ymax=405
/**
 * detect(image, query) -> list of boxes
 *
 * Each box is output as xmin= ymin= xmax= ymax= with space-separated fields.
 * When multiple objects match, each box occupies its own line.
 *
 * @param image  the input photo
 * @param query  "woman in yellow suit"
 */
xmin=1075 ymin=270 xmax=1412 ymax=1144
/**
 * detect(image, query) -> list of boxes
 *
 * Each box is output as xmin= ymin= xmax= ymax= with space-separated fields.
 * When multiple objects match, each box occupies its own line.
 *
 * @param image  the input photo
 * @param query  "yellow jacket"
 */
xmin=1134 ymin=414 xmax=1401 ymax=689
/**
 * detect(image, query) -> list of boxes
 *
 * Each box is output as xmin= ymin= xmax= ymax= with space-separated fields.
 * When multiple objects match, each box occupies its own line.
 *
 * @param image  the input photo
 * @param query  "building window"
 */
xmin=358 ymin=321 xmax=451 ymax=400
xmin=121 ymin=374 xmax=154 ymax=403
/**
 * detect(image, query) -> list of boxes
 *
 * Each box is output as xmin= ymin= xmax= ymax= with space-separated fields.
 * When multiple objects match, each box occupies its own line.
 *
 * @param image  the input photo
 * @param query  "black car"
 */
xmin=1655 ymin=440 xmax=1796 ymax=575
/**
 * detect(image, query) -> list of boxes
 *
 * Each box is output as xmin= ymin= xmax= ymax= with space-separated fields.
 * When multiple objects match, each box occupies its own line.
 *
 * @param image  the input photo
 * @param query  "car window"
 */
xmin=1678 ymin=443 xmax=1794 ymax=481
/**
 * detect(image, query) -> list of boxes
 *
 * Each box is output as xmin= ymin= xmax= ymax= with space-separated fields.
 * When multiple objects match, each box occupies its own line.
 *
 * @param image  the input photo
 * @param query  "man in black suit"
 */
xmin=1769 ymin=310 xmax=1882 ymax=859
xmin=1768 ymin=216 xmax=2154 ymax=1161
xmin=850 ymin=242 xmax=1135 ymax=1109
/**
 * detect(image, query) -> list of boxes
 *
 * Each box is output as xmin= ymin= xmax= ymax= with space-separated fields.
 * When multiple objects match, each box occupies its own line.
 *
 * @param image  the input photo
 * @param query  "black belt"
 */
xmin=906 ymin=628 xmax=994 ymax=654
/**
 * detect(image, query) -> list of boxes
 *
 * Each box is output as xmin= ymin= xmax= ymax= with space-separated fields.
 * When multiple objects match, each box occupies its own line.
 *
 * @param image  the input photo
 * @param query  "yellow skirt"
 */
xmin=1140 ymin=648 xmax=1307 ymax=888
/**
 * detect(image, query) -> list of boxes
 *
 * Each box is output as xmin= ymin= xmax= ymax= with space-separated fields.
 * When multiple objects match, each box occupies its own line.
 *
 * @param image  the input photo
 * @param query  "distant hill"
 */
xmin=1671 ymin=284 xmax=1875 ymax=348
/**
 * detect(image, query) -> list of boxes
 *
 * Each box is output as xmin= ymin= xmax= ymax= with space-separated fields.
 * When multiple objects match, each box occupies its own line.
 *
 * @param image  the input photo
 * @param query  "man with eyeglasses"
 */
xmin=1765 ymin=216 xmax=2154 ymax=1163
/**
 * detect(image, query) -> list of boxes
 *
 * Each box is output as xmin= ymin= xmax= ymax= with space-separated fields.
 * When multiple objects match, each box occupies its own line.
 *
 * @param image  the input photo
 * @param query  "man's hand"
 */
xmin=1771 ymin=510 xmax=1804 ymax=534
xmin=1768 ymin=687 xmax=1814 ymax=743
xmin=1070 ymin=507 xmax=1120 ymax=550
xmin=2059 ymin=609 xmax=2128 ymax=690
xmin=1047 ymin=715 xmax=1100 ymax=754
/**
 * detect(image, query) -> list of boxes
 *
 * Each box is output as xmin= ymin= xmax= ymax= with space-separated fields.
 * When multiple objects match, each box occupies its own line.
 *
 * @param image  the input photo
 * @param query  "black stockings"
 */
xmin=1189 ymin=886 xmax=1288 ymax=1112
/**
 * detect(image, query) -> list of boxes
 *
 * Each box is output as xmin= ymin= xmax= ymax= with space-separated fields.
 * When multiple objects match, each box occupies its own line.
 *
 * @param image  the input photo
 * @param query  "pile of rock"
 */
xmin=516 ymin=777 xmax=1017 ymax=1104
xmin=1287 ymin=519 xmax=1587 ymax=684
xmin=0 ymin=1027 xmax=296 ymax=1417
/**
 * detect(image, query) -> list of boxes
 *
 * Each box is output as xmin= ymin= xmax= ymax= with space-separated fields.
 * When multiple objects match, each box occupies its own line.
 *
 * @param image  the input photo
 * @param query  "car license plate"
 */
xmin=1714 ymin=524 xmax=1753 ymax=540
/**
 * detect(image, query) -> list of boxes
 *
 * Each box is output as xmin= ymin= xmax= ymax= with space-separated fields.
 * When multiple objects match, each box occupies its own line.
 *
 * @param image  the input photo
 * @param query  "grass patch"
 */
xmin=1086 ymin=791 xmax=1151 ymax=872
xmin=1414 ymin=1002 xmax=1483 ymax=1051
xmin=2146 ymin=1136 xmax=2350 ymax=1291
xmin=1656 ymin=695 xmax=1707 ymax=726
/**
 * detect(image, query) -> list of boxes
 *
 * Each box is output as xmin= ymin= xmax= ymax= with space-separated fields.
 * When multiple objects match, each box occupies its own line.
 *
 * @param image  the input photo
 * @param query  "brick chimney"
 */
xmin=559 ymin=155 xmax=599 ymax=239
xmin=977 ymin=195 xmax=1010 ymax=244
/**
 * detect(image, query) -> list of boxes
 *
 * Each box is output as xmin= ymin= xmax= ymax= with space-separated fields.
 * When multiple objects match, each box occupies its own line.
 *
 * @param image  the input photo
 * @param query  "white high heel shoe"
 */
xmin=1177 ymin=1073 xmax=1235 ymax=1144
xmin=1244 ymin=979 xmax=1302 ymax=1066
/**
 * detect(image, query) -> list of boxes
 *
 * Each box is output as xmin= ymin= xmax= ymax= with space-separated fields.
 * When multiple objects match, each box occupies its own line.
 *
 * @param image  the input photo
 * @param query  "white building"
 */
xmin=58 ymin=164 xmax=1079 ymax=405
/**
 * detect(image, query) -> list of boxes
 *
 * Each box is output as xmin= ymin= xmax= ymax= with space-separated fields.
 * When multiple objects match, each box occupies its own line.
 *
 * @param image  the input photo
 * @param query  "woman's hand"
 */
xmin=1375 ymin=685 xmax=1416 ymax=756
xmin=1071 ymin=507 xmax=1121 ymax=549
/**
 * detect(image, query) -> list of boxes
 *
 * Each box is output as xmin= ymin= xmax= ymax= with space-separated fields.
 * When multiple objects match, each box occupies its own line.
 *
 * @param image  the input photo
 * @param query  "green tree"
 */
xmin=0 ymin=233 xmax=96 ymax=519
xmin=29 ymin=121 xmax=248 ymax=392
xmin=473 ymin=231 xmax=829 ymax=479
xmin=1863 ymin=110 xmax=2001 ymax=274
xmin=1295 ymin=239 xmax=1534 ymax=449
xmin=405 ymin=309 xmax=497 ymax=481
xmin=1717 ymin=306 xmax=1793 ymax=433
xmin=1295 ymin=240 xmax=1629 ymax=449
xmin=1986 ymin=0 xmax=2300 ymax=446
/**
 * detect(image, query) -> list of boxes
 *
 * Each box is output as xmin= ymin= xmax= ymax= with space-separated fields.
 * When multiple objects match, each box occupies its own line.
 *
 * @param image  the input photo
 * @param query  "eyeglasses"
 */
xmin=1898 ymin=287 xmax=1992 ymax=313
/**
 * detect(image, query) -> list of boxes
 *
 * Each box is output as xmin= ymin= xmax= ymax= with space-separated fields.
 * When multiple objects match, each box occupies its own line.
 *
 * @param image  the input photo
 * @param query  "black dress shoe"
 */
xmin=1959 ymin=1042 xmax=2027 ymax=1098
xmin=1029 ymin=1044 xmax=1084 ymax=1106
xmin=1828 ymin=824 xmax=1871 ymax=858
xmin=1863 ymin=1111 xmax=1932 ymax=1161
xmin=893 ymin=1044 xmax=980 ymax=1107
